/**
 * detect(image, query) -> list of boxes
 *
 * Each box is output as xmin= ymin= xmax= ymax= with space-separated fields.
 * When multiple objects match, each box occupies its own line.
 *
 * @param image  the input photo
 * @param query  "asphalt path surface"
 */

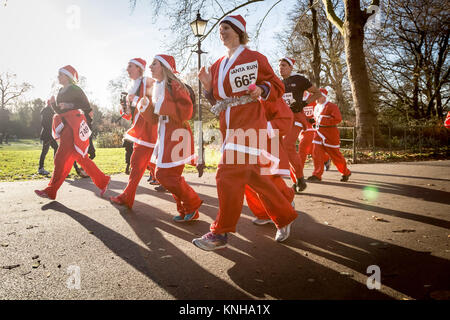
xmin=1 ymin=160 xmax=449 ymax=300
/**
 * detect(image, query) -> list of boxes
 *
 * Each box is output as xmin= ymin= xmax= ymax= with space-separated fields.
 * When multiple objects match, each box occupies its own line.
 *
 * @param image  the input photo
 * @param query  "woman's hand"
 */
xmin=198 ymin=66 xmax=212 ymax=92
xmin=247 ymin=85 xmax=263 ymax=100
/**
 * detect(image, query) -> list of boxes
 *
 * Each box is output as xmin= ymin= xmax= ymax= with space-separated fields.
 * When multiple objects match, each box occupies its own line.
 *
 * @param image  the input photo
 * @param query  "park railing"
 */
xmin=338 ymin=125 xmax=449 ymax=164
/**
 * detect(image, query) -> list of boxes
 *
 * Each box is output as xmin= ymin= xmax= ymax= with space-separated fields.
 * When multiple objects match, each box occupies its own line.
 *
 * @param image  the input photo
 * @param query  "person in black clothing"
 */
xmin=38 ymin=100 xmax=59 ymax=175
xmin=279 ymin=57 xmax=322 ymax=193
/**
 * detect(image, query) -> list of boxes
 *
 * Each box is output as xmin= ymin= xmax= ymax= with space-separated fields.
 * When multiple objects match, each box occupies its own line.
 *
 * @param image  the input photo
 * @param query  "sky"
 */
xmin=0 ymin=0 xmax=296 ymax=110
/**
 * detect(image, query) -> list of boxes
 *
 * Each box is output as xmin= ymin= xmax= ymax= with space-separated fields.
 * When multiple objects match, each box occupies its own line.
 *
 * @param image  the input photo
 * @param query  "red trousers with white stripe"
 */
xmin=244 ymin=175 xmax=295 ymax=220
xmin=115 ymin=143 xmax=155 ymax=208
xmin=44 ymin=127 xmax=109 ymax=199
xmin=288 ymin=130 xmax=331 ymax=183
xmin=210 ymin=164 xmax=297 ymax=234
xmin=312 ymin=143 xmax=350 ymax=179
xmin=155 ymin=164 xmax=202 ymax=216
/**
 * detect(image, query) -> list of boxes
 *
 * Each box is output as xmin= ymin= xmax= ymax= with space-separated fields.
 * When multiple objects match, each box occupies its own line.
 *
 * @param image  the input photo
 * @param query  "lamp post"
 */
xmin=190 ymin=11 xmax=208 ymax=177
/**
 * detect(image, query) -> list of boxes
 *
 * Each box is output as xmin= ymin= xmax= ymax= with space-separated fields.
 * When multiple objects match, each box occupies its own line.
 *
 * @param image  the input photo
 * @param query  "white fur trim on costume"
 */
xmin=267 ymin=121 xmax=276 ymax=139
xmin=152 ymin=80 xmax=165 ymax=114
xmin=130 ymin=59 xmax=145 ymax=71
xmin=59 ymin=68 xmax=75 ymax=81
xmin=218 ymin=45 xmax=245 ymax=100
xmin=131 ymin=96 xmax=139 ymax=107
xmin=282 ymin=57 xmax=294 ymax=66
xmin=294 ymin=121 xmax=303 ymax=128
xmin=155 ymin=56 xmax=174 ymax=73
xmin=74 ymin=144 xmax=89 ymax=158
xmin=221 ymin=16 xmax=246 ymax=33
xmin=53 ymin=122 xmax=64 ymax=139
xmin=123 ymin=133 xmax=156 ymax=148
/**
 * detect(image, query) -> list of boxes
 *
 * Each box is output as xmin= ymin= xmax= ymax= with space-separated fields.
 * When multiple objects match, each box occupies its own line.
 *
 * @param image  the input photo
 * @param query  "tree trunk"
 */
xmin=343 ymin=3 xmax=378 ymax=146
xmin=311 ymin=0 xmax=321 ymax=87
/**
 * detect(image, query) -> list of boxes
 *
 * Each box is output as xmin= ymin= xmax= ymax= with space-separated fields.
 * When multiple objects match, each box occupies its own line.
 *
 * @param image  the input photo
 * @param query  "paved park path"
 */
xmin=1 ymin=160 xmax=449 ymax=300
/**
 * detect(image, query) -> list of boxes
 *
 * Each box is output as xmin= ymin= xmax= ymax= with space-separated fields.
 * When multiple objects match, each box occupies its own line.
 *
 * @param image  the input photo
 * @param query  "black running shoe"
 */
xmin=340 ymin=173 xmax=351 ymax=182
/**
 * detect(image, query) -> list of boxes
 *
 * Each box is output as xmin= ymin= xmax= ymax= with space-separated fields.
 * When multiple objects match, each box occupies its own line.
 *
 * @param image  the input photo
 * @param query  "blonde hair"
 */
xmin=159 ymin=62 xmax=187 ymax=93
xmin=240 ymin=32 xmax=249 ymax=45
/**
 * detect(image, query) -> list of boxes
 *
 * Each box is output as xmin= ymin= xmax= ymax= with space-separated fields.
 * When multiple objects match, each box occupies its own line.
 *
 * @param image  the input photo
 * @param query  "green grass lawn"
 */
xmin=0 ymin=139 xmax=221 ymax=181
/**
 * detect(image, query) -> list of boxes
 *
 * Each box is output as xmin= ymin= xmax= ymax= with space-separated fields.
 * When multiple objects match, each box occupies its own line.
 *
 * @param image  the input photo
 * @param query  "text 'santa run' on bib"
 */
xmin=79 ymin=120 xmax=91 ymax=141
xmin=282 ymin=92 xmax=295 ymax=105
xmin=229 ymin=61 xmax=258 ymax=93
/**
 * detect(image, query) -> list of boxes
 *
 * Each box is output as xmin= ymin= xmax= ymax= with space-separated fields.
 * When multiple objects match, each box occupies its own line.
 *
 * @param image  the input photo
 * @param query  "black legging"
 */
xmin=39 ymin=139 xmax=59 ymax=169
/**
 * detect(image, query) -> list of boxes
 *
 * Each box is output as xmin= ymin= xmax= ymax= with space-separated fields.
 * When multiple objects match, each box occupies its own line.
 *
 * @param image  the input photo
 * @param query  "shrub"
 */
xmin=96 ymin=128 xmax=126 ymax=148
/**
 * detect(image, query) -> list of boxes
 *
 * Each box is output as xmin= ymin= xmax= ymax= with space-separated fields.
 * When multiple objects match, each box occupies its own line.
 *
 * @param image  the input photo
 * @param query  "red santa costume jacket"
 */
xmin=146 ymin=80 xmax=195 ymax=168
xmin=52 ymin=109 xmax=91 ymax=157
xmin=312 ymin=98 xmax=342 ymax=148
xmin=209 ymin=45 xmax=285 ymax=166
xmin=121 ymin=76 xmax=158 ymax=148
xmin=261 ymin=97 xmax=293 ymax=176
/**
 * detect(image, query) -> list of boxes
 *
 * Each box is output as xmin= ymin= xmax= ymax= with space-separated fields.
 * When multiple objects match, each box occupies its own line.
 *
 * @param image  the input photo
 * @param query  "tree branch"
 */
xmin=321 ymin=0 xmax=344 ymax=35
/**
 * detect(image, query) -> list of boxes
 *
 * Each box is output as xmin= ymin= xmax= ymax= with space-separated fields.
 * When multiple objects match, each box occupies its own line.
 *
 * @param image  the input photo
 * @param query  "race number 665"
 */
xmin=234 ymin=73 xmax=256 ymax=88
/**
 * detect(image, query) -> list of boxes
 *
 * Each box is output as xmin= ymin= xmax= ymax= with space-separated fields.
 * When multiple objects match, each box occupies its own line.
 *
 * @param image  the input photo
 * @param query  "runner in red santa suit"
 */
xmin=34 ymin=65 xmax=110 ymax=200
xmin=244 ymin=96 xmax=297 ymax=225
xmin=194 ymin=15 xmax=298 ymax=251
xmin=146 ymin=54 xmax=203 ymax=222
xmin=309 ymin=88 xmax=351 ymax=182
xmin=279 ymin=58 xmax=322 ymax=193
xmin=110 ymin=58 xmax=158 ymax=209
xmin=445 ymin=111 xmax=450 ymax=129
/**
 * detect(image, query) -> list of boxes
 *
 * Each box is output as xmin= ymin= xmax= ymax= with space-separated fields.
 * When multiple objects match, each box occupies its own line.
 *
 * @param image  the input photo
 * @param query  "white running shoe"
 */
xmin=252 ymin=218 xmax=274 ymax=225
xmin=275 ymin=222 xmax=293 ymax=242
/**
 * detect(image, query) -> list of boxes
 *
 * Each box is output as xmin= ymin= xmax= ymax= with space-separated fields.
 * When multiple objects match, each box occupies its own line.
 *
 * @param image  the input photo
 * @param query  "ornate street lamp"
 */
xmin=190 ymin=11 xmax=208 ymax=177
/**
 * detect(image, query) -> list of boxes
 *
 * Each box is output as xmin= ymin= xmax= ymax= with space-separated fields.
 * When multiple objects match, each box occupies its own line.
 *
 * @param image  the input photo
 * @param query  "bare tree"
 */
xmin=322 ymin=0 xmax=380 ymax=146
xmin=0 ymin=72 xmax=32 ymax=143
xmin=368 ymin=0 xmax=449 ymax=122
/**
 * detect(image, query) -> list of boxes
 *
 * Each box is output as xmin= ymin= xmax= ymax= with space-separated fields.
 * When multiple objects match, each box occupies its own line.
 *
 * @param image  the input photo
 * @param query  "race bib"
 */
xmin=229 ymin=61 xmax=258 ymax=93
xmin=282 ymin=92 xmax=296 ymax=105
xmin=79 ymin=120 xmax=91 ymax=142
xmin=303 ymin=106 xmax=314 ymax=117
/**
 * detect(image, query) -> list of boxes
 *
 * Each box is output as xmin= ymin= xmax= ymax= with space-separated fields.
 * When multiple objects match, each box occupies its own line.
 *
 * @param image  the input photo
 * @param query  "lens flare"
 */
xmin=363 ymin=185 xmax=379 ymax=202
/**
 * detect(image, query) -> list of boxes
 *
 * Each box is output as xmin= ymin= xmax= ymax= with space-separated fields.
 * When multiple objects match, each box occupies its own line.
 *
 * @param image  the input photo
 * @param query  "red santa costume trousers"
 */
xmin=283 ymin=124 xmax=303 ymax=182
xmin=155 ymin=164 xmax=202 ymax=216
xmin=210 ymin=164 xmax=297 ymax=234
xmin=312 ymin=143 xmax=350 ymax=179
xmin=116 ymin=143 xmax=155 ymax=208
xmin=44 ymin=127 xmax=109 ymax=199
xmin=244 ymin=175 xmax=295 ymax=220
xmin=288 ymin=130 xmax=330 ymax=183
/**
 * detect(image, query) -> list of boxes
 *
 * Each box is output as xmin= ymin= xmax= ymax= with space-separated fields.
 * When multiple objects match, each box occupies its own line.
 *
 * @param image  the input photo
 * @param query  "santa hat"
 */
xmin=154 ymin=54 xmax=178 ymax=74
xmin=319 ymin=87 xmax=328 ymax=96
xmin=281 ymin=57 xmax=296 ymax=67
xmin=220 ymin=15 xmax=247 ymax=35
xmin=129 ymin=58 xmax=147 ymax=71
xmin=59 ymin=65 xmax=78 ymax=82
